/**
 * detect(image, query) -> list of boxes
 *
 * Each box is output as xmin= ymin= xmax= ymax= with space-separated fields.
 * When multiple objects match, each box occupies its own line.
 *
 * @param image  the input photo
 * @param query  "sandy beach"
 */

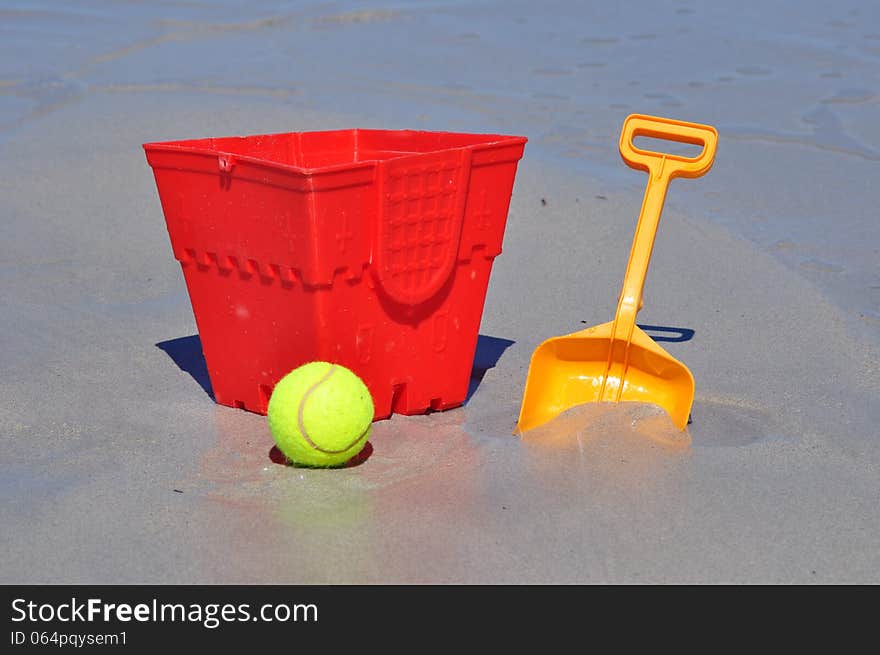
xmin=1 ymin=1 xmax=878 ymax=583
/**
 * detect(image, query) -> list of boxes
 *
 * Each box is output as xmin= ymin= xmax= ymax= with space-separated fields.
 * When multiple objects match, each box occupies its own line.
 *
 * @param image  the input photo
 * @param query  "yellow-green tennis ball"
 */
xmin=267 ymin=361 xmax=374 ymax=468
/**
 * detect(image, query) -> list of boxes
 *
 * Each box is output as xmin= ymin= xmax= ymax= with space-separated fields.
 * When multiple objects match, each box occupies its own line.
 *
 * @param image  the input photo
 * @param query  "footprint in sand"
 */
xmin=582 ymin=37 xmax=619 ymax=45
xmin=770 ymin=240 xmax=797 ymax=252
xmin=800 ymin=259 xmax=845 ymax=273
xmin=531 ymin=66 xmax=573 ymax=76
xmin=821 ymin=88 xmax=876 ymax=104
xmin=736 ymin=66 xmax=772 ymax=76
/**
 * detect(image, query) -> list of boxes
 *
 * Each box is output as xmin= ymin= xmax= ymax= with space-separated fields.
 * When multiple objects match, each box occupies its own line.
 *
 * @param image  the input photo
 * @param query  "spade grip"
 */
xmin=619 ymin=114 xmax=717 ymax=180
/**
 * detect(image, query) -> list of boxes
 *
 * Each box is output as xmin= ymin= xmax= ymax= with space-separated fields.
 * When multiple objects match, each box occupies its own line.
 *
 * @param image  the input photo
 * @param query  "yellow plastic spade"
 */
xmin=517 ymin=114 xmax=718 ymax=433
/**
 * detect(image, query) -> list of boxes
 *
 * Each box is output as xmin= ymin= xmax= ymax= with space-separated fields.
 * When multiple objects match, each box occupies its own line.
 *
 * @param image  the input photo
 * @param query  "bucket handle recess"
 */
xmin=374 ymin=148 xmax=471 ymax=306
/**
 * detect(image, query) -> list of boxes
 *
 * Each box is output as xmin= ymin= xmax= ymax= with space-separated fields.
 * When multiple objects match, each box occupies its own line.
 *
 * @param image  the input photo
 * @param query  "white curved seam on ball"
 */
xmin=297 ymin=364 xmax=369 ymax=454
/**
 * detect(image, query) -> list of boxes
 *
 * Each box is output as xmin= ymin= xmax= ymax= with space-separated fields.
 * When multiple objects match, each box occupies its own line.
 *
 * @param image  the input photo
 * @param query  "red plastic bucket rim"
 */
xmin=143 ymin=128 xmax=527 ymax=176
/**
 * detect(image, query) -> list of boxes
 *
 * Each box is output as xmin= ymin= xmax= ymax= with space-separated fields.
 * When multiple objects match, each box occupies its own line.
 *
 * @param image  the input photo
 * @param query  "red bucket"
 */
xmin=144 ymin=129 xmax=527 ymax=419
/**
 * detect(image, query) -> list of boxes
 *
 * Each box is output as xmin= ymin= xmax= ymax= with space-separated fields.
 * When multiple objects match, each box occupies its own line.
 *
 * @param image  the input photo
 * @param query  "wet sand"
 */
xmin=1 ymin=1 xmax=878 ymax=583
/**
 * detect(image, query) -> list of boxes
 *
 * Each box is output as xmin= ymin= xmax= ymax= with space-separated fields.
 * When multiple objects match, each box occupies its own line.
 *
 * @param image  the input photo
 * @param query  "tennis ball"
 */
xmin=267 ymin=361 xmax=374 ymax=468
